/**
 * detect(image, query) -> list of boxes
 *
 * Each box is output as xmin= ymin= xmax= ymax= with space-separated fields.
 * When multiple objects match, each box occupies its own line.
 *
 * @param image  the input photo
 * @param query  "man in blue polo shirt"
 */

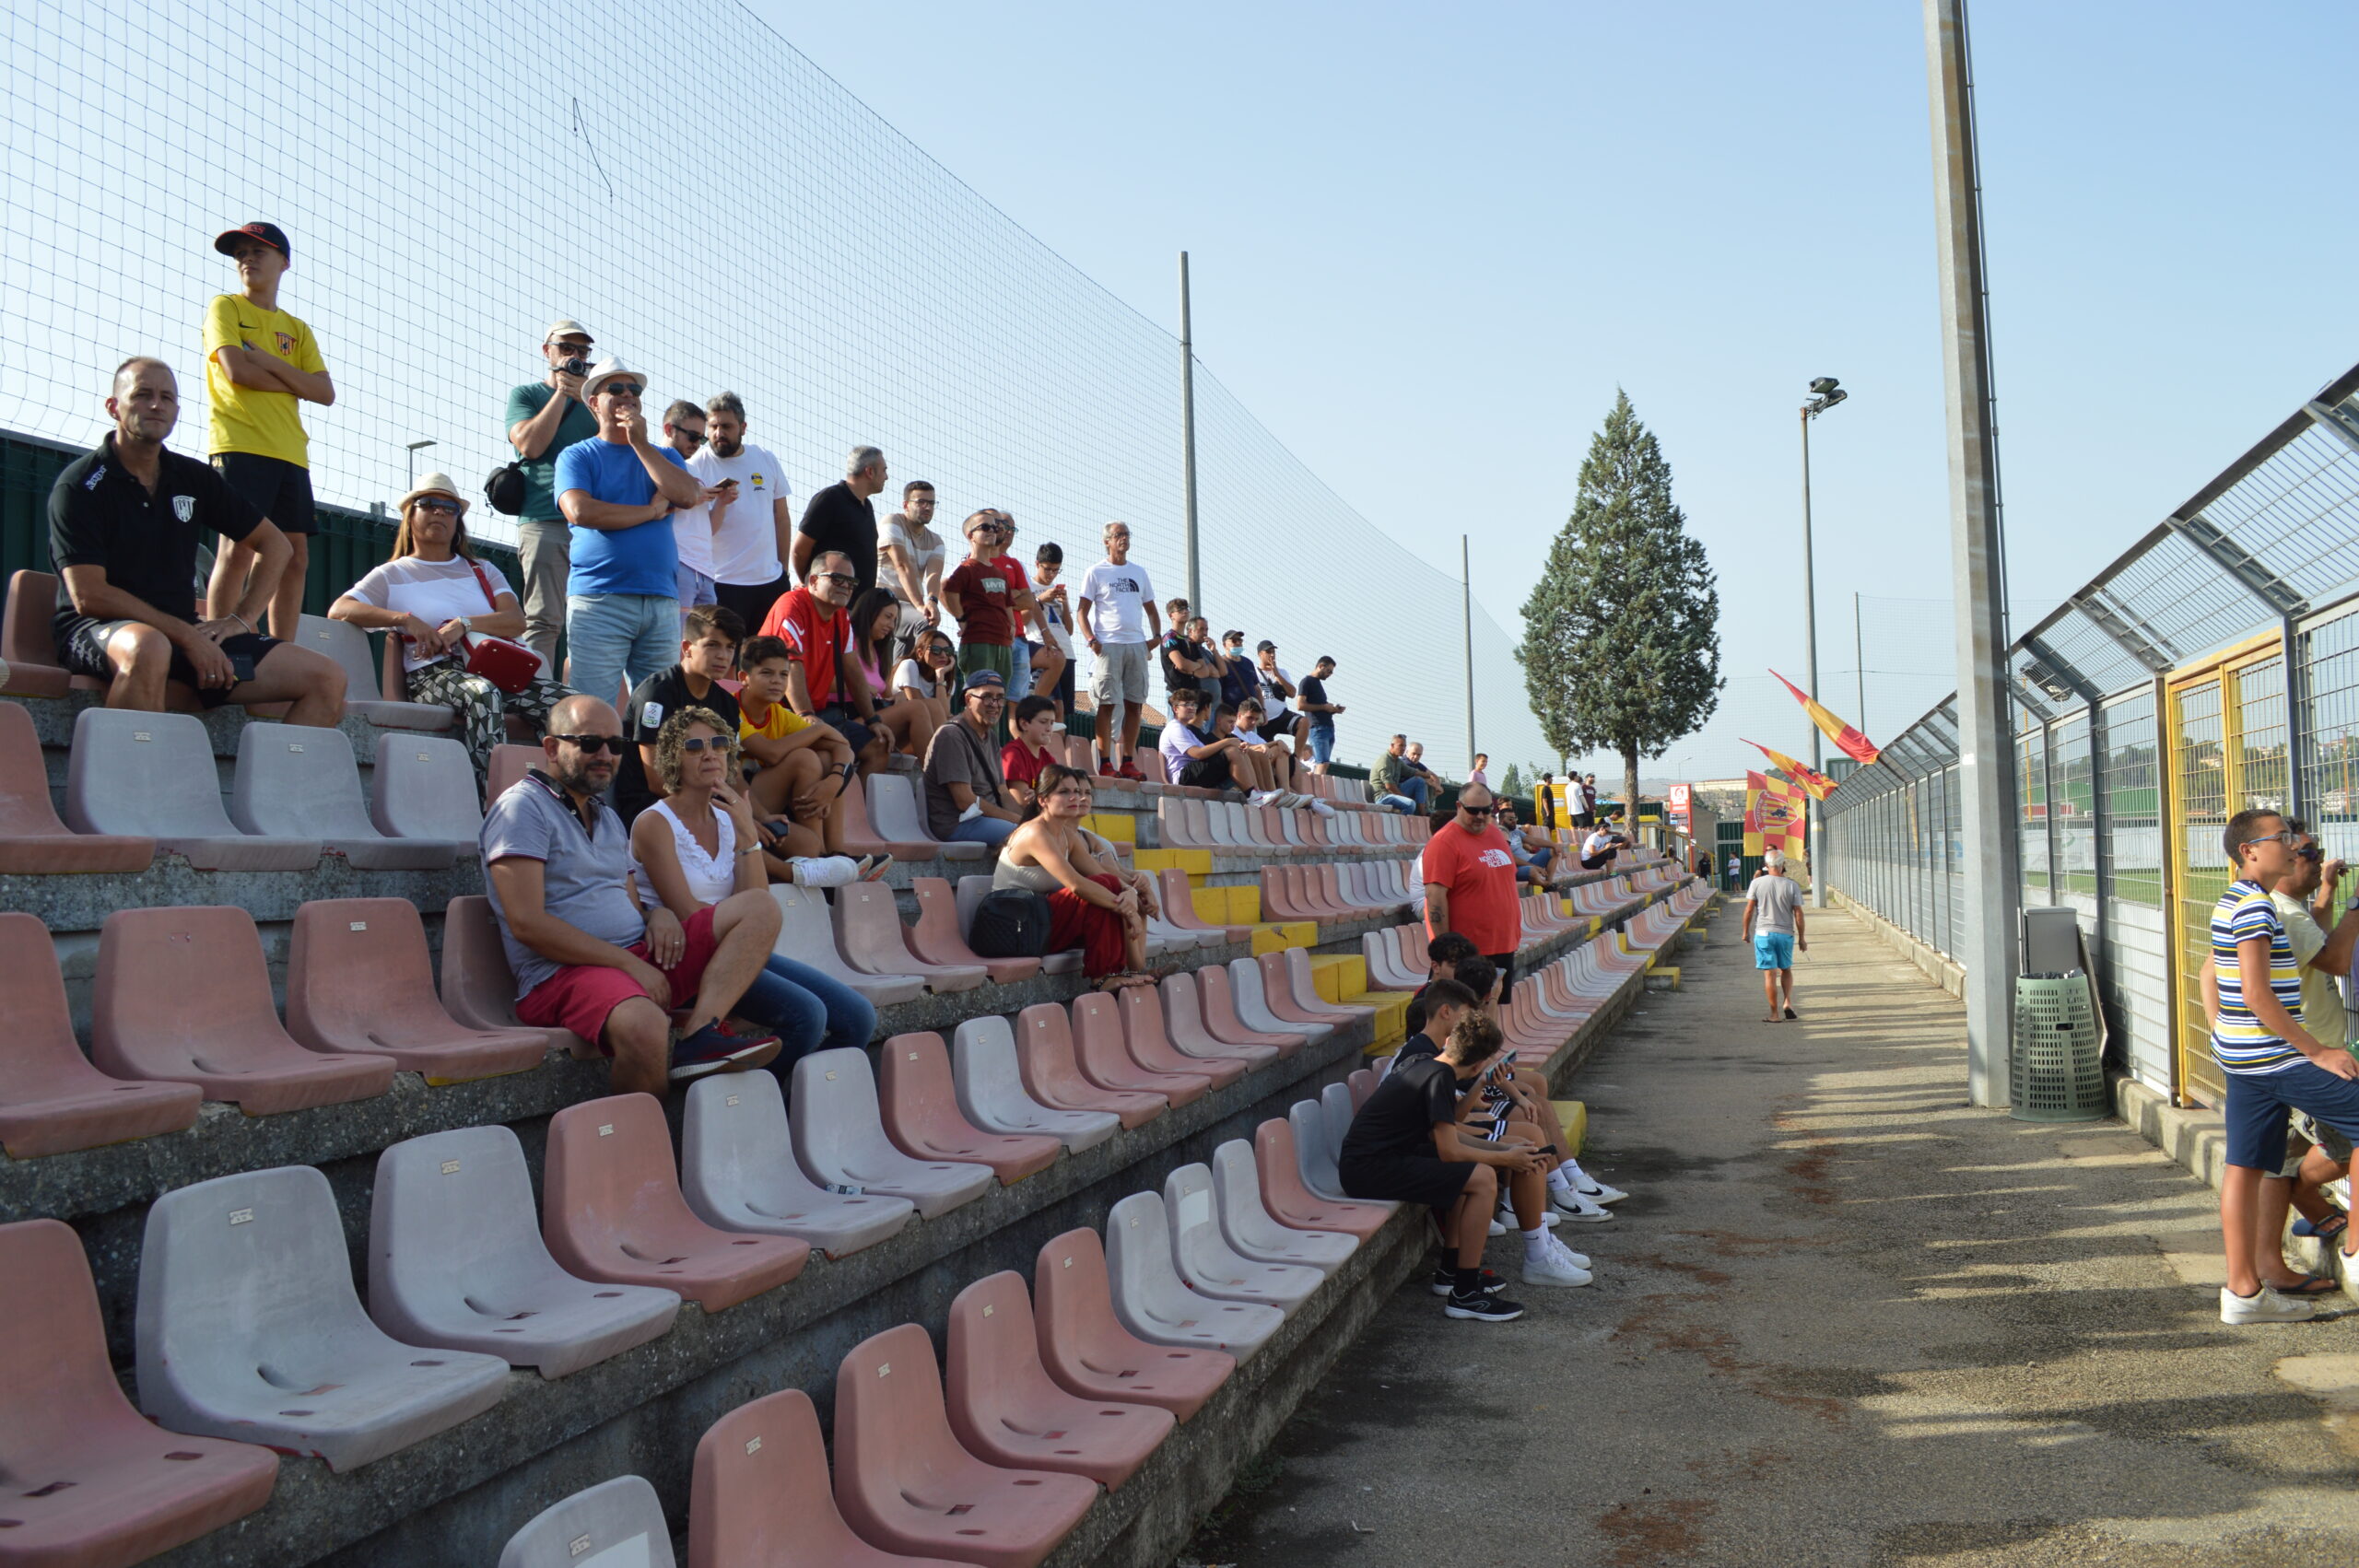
xmin=556 ymin=358 xmax=706 ymax=709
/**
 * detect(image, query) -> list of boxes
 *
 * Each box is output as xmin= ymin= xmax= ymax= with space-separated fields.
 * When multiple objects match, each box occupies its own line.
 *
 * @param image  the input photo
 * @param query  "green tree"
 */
xmin=1501 ymin=761 xmax=1526 ymax=800
xmin=1518 ymin=391 xmax=1722 ymax=842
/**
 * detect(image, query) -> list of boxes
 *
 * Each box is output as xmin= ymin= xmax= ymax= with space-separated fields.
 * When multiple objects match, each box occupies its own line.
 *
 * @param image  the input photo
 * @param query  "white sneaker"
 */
xmin=1522 ymin=1251 xmax=1592 ymax=1288
xmin=1486 ymin=1217 xmax=1508 ymax=1236
xmin=1549 ymin=1188 xmax=1614 ymax=1223
xmin=1579 ymin=1181 xmax=1629 ymax=1205
xmin=1549 ymin=1236 xmax=1590 ymax=1271
xmin=1249 ymin=790 xmax=1283 ymax=807
xmin=2220 ymin=1284 xmax=2318 ymax=1324
xmin=792 ymin=856 xmax=859 ymax=889
xmin=1309 ymin=798 xmax=1336 ymax=818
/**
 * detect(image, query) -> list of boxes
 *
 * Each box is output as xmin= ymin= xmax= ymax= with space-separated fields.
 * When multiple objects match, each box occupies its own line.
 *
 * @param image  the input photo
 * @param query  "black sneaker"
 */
xmin=1444 ymin=1291 xmax=1525 ymax=1322
xmin=669 ymin=1021 xmax=783 ymax=1082
xmin=1429 ymin=1266 xmax=1508 ymax=1297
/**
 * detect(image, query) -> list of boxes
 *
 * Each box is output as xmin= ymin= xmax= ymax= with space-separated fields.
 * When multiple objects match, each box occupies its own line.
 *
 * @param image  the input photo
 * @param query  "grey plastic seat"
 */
xmin=867 ymin=770 xmax=988 ymax=860
xmin=370 ymin=1126 xmax=679 ymax=1378
xmin=1291 ymin=1099 xmax=1395 ymax=1212
xmin=1227 ymin=958 xmax=1332 ymax=1044
xmin=1104 ymin=1191 xmax=1283 ymax=1361
xmin=1211 ymin=1139 xmax=1357 ymax=1271
xmin=957 ymin=873 xmax=1086 ymax=975
xmin=137 ymin=1164 xmax=510 ymax=1472
xmin=681 ymin=1071 xmax=916 ymax=1257
xmin=1162 ymin=1164 xmax=1322 ymax=1314
xmin=231 ymin=721 xmax=459 ymax=870
xmin=369 ymin=731 xmax=485 ymax=843
xmin=499 ymin=1474 xmax=674 ymax=1568
xmin=1320 ymin=1082 xmax=1360 ymax=1170
xmin=951 ymin=1016 xmax=1120 ymax=1153
xmin=789 ymin=1047 xmax=992 ymax=1219
xmin=292 ymin=613 xmax=454 ymax=731
xmin=65 ymin=708 xmax=323 ymax=871
xmin=769 ymin=884 xmax=925 ymax=1005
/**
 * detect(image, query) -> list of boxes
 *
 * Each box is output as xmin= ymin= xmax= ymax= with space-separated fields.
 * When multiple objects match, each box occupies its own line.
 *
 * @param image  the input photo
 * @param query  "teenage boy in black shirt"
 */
xmin=616 ymin=603 xmax=745 ymax=823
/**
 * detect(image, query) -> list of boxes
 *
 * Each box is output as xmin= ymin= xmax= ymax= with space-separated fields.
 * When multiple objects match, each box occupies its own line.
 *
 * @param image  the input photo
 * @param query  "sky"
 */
xmin=767 ymin=0 xmax=2359 ymax=779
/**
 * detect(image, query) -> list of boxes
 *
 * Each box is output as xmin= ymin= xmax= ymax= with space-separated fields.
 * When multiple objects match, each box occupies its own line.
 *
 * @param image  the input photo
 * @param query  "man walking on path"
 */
xmin=1743 ymin=850 xmax=1805 ymax=1022
xmin=1422 ymin=782 xmax=1522 ymax=991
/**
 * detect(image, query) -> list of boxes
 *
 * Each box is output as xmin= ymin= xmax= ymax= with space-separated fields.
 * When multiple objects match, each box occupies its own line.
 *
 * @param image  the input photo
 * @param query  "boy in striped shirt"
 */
xmin=2211 ymin=809 xmax=2359 ymax=1324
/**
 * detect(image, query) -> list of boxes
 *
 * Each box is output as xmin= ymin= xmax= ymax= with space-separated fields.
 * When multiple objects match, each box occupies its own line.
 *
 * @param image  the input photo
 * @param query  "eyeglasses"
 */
xmin=553 ymin=733 xmax=627 ymax=755
xmin=413 ymin=497 xmax=460 ymax=516
xmin=596 ymin=382 xmax=643 ymax=399
xmin=680 ymin=736 xmax=724 ymax=753
xmin=969 ymin=692 xmax=1007 ymax=704
xmin=2240 ymin=830 xmax=2296 ymax=848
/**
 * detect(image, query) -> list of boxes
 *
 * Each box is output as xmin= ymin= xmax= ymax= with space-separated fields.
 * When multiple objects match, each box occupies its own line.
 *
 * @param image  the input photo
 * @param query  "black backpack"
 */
xmin=969 ymin=889 xmax=1051 ymax=958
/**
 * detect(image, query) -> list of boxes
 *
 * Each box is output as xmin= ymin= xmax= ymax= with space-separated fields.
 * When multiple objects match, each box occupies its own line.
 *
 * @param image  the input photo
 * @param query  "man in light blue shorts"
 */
xmin=1743 ymin=851 xmax=1804 ymax=1022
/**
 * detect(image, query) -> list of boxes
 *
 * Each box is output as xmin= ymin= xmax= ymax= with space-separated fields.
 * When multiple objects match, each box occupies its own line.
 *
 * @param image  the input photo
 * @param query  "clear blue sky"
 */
xmin=769 ymin=0 xmax=2359 ymax=777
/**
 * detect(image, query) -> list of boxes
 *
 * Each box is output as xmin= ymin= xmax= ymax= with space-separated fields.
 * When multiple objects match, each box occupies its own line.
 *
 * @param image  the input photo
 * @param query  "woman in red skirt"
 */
xmin=992 ymin=763 xmax=1156 ymax=989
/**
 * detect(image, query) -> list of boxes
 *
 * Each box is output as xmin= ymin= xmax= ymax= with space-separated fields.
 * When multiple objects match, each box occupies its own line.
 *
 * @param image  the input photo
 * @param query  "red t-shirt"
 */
xmin=1002 ymin=738 xmax=1054 ymax=790
xmin=758 ymin=587 xmax=859 ymax=708
xmin=992 ymin=554 xmax=1031 ymax=638
xmin=945 ymin=557 xmax=1016 ymax=646
xmin=1420 ymin=821 xmax=1521 ymax=956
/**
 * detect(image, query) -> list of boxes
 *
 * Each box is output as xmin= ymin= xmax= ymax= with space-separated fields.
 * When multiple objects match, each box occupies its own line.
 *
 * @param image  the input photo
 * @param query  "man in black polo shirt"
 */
xmin=790 ymin=444 xmax=886 ymax=599
xmin=48 ymin=357 xmax=346 ymax=725
xmin=615 ymin=603 xmax=745 ymax=825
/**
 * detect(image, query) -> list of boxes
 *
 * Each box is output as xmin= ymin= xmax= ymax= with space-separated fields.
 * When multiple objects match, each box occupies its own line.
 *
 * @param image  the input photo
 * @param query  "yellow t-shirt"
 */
xmin=740 ymin=698 xmax=813 ymax=743
xmin=203 ymin=294 xmax=324 ymax=466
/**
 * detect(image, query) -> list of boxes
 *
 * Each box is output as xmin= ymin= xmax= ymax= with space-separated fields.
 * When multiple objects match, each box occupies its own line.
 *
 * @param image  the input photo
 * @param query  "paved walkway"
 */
xmin=1189 ymin=904 xmax=2359 ymax=1567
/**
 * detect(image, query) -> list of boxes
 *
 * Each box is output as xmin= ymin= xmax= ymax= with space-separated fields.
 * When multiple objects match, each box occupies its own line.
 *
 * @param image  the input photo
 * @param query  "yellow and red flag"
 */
xmin=1743 ymin=739 xmax=1838 ymax=802
xmin=1770 ymin=669 xmax=1881 ymax=766
xmin=1743 ymin=770 xmax=1807 ymax=859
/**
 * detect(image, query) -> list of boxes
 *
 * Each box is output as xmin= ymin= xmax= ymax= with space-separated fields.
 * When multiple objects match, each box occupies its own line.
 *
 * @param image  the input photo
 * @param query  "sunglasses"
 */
xmin=2297 ymin=843 xmax=2325 ymax=861
xmin=672 ymin=428 xmax=705 ymax=446
xmin=680 ymin=736 xmax=726 ymax=753
xmin=553 ymin=733 xmax=627 ymax=755
xmin=1459 ymin=803 xmax=1495 ymax=816
xmin=597 ymin=382 xmax=644 ymax=399
xmin=413 ymin=497 xmax=460 ymax=516
xmin=817 ymin=571 xmax=858 ymax=586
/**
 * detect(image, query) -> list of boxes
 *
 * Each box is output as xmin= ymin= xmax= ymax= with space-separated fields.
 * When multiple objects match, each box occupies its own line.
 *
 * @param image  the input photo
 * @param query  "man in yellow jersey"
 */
xmin=201 ymin=221 xmax=335 ymax=639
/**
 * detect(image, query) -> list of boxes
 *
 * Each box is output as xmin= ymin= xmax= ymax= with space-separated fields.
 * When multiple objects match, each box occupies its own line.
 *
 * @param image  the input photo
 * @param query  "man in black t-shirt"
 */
xmin=48 ymin=357 xmax=346 ymax=724
xmin=616 ymin=604 xmax=745 ymax=824
xmin=790 ymin=445 xmax=886 ymax=600
xmin=1296 ymin=655 xmax=1343 ymax=774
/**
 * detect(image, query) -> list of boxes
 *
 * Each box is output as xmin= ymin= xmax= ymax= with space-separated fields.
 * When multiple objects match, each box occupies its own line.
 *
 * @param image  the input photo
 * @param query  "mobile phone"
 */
xmin=229 ymin=649 xmax=259 ymax=684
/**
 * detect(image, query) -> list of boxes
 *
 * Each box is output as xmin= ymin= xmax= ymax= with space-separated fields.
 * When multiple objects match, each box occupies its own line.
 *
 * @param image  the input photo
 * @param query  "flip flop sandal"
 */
xmin=2280 ymin=1274 xmax=2343 ymax=1296
xmin=2294 ymin=1212 xmax=2350 ymax=1243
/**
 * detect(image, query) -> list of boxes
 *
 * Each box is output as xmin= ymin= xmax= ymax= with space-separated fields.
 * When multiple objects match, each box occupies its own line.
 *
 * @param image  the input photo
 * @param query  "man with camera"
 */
xmin=504 ymin=320 xmax=603 ymax=666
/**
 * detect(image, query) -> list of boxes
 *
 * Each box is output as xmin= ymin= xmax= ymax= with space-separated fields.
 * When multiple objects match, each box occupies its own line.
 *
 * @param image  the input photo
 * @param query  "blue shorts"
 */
xmin=1753 ymin=931 xmax=1795 ymax=970
xmin=2222 ymin=1058 xmax=2359 ymax=1171
xmin=1308 ymin=723 xmax=1335 ymax=765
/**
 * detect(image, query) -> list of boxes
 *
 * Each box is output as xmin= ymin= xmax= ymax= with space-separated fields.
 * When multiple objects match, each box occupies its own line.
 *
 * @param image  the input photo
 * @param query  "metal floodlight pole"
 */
xmin=1799 ymin=379 xmax=1845 ymax=907
xmin=1925 ymin=0 xmax=2020 ymax=1108
xmin=1854 ymin=591 xmax=1867 ymax=733
xmin=1461 ymin=534 xmax=1476 ymax=771
xmin=1178 ymin=252 xmax=1202 ymax=614
xmin=405 ymin=439 xmax=435 ymax=488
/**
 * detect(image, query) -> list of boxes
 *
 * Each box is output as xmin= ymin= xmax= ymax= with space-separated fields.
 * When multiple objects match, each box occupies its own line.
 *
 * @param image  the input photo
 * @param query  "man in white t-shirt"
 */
xmin=692 ymin=392 xmax=795 ymax=633
xmin=661 ymin=400 xmax=721 ymax=629
xmin=1075 ymin=519 xmax=1156 ymax=780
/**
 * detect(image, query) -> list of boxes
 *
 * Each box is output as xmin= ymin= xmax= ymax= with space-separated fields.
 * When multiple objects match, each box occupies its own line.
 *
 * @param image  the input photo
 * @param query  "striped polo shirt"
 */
xmin=2211 ymin=878 xmax=2306 ymax=1075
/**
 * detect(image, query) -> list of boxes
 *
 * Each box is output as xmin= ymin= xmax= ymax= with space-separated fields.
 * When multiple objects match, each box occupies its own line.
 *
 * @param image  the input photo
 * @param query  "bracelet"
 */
xmin=230 ymin=613 xmax=252 ymax=633
xmin=735 ymin=844 xmax=764 ymax=858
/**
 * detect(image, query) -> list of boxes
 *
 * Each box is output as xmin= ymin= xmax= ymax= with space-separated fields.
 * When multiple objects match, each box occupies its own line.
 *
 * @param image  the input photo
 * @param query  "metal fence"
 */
xmin=1821 ymin=362 xmax=2359 ymax=1105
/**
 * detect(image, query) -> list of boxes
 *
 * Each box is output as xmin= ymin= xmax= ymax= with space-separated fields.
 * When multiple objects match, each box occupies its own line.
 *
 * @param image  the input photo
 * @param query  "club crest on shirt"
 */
xmin=750 ymin=474 xmax=764 ymax=487
xmin=274 ymin=331 xmax=295 ymax=356
xmin=172 ymin=494 xmax=195 ymax=522
xmin=641 ymin=700 xmax=663 ymax=728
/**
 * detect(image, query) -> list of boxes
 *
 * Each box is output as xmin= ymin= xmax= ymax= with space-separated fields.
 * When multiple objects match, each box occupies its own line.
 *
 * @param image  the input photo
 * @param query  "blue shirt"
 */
xmin=2211 ymin=878 xmax=2306 ymax=1076
xmin=555 ymin=437 xmax=687 ymax=597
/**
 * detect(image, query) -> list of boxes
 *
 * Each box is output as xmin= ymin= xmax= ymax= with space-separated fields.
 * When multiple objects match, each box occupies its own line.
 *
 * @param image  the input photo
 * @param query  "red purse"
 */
xmin=456 ymin=559 xmax=539 ymax=695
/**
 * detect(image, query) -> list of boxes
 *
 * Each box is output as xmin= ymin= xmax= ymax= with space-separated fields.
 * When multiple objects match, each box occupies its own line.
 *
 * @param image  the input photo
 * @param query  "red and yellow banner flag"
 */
xmin=1770 ymin=669 xmax=1881 ymax=766
xmin=1743 ymin=739 xmax=1837 ymax=802
xmin=1743 ymin=770 xmax=1807 ymax=860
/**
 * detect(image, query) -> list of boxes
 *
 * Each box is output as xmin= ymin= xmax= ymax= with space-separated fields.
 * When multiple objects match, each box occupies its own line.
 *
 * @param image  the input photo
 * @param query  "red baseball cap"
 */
xmin=212 ymin=221 xmax=290 ymax=260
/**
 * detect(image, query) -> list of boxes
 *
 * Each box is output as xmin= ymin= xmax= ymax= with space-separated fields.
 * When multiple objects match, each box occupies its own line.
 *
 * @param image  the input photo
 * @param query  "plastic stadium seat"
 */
xmin=136 ymin=1164 xmax=510 ymax=1471
xmin=1 ymin=569 xmax=73 ymax=697
xmin=1104 ymin=1193 xmax=1284 ymax=1361
xmin=287 ymin=898 xmax=551 ymax=1083
xmin=837 ymin=775 xmax=937 ymax=861
xmin=1195 ymin=965 xmax=1306 ymax=1056
xmin=1346 ymin=1067 xmax=1379 ymax=1109
xmin=486 ymin=743 xmax=542 ymax=803
xmin=833 ymin=1322 xmax=1097 ymax=1568
xmin=911 ymin=875 xmax=1039 ymax=983
xmin=956 ymin=874 xmax=1085 ymax=974
xmin=1250 ymin=1119 xmax=1391 ymax=1239
xmin=1210 ymin=1140 xmax=1357 ymax=1271
xmin=1117 ymin=984 xmax=1247 ymax=1089
xmin=1364 ymin=925 xmax=1426 ymax=991
xmin=1254 ymin=952 xmax=1355 ymax=1036
xmin=1226 ymin=958 xmax=1331 ymax=1045
xmin=0 ymin=697 xmax=155 ymax=872
xmin=1162 ymin=1164 xmax=1322 ymax=1313
xmin=94 ymin=906 xmax=397 ymax=1114
xmin=946 ymin=1271 xmax=1173 ymax=1489
xmin=681 ymin=1072 xmax=916 ymax=1257
xmin=868 ymin=771 xmax=989 ymax=861
xmin=543 ymin=1094 xmax=810 ymax=1313
xmin=0 ymin=911 xmax=200 ymax=1158
xmin=689 ymin=1387 xmax=967 ymax=1568
xmin=838 ymin=883 xmax=986 ymax=992
xmin=370 ymin=731 xmax=485 ymax=842
xmin=1014 ymin=1004 xmax=1165 ymax=1129
xmin=791 ymin=1047 xmax=994 ymax=1218
xmin=880 ymin=1032 xmax=1062 ymax=1184
xmin=950 ymin=1017 xmax=1120 ymax=1154
xmin=1158 ymin=972 xmax=1277 ymax=1069
xmin=1285 ymin=947 xmax=1379 ymax=1024
xmin=65 ymin=708 xmax=323 ymax=871
xmin=291 ymin=614 xmax=453 ymax=730
xmin=1291 ymin=1098 xmax=1398 ymax=1214
xmin=1070 ymin=993 xmax=1208 ymax=1106
xmin=0 ymin=1218 xmax=276 ymax=1567
xmin=230 ymin=721 xmax=460 ymax=870
xmin=771 ymin=883 xmax=926 ymax=1004
xmin=1155 ymin=868 xmax=1246 ymax=944
xmin=1031 ymin=1229 xmax=1232 ymax=1422
xmin=438 ymin=894 xmax=584 ymax=1059
xmin=499 ymin=1475 xmax=674 ymax=1568
xmin=370 ymin=1126 xmax=680 ymax=1378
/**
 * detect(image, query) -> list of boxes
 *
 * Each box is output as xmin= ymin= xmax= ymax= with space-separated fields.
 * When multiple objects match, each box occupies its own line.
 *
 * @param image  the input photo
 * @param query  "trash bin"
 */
xmin=2011 ymin=972 xmax=2107 ymax=1122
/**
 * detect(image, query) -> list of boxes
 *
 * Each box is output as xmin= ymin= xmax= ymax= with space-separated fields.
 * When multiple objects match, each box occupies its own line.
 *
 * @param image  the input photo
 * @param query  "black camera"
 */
xmin=558 ymin=357 xmax=590 ymax=379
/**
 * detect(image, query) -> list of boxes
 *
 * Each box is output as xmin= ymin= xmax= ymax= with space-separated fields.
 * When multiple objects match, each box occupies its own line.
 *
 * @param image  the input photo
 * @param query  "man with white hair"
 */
xmin=1075 ymin=521 xmax=1156 ymax=779
xmin=792 ymin=445 xmax=887 ymax=600
xmin=1743 ymin=850 xmax=1806 ymax=1023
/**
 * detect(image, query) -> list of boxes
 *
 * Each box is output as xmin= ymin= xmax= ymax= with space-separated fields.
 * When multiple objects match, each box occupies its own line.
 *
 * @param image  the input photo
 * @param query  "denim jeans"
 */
xmin=947 ymin=814 xmax=1016 ymax=847
xmin=1009 ymin=638 xmax=1032 ymax=701
xmin=568 ymin=591 xmax=678 ymax=710
xmin=1403 ymin=776 xmax=1432 ymax=812
xmin=1308 ymin=722 xmax=1335 ymax=765
xmin=1377 ymin=792 xmax=1418 ymax=814
xmin=737 ymin=954 xmax=877 ymax=1072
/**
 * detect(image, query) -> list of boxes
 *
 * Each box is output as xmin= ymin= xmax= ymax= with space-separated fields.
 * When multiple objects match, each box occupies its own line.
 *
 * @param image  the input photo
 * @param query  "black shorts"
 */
xmin=1485 ymin=952 xmax=1517 ymax=992
xmin=1569 ymin=813 xmax=1594 ymax=829
xmin=1178 ymin=754 xmax=1233 ymax=790
xmin=53 ymin=614 xmax=285 ymax=708
xmin=715 ymin=577 xmax=786 ymax=631
xmin=213 ymin=451 xmax=317 ymax=536
xmin=1580 ymin=851 xmax=1615 ymax=871
xmin=1263 ymin=709 xmax=1300 ymax=736
xmin=1339 ymin=1153 xmax=1476 ymax=1215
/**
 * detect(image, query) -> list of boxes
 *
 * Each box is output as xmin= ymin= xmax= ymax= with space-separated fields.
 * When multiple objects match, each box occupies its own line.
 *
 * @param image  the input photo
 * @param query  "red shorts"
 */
xmin=515 ymin=905 xmax=720 ymax=1054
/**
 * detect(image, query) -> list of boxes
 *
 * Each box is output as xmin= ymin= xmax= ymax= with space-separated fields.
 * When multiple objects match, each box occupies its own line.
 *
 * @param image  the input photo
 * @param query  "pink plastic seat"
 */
xmin=0 ymin=1219 xmax=278 ymax=1566
xmin=1070 ymin=994 xmax=1208 ymax=1106
xmin=1032 ymin=1228 xmax=1231 ymax=1422
xmin=690 ymin=1387 xmax=967 ymax=1568
xmin=946 ymin=1272 xmax=1173 ymax=1490
xmin=1255 ymin=868 xmax=1308 ymax=922
xmin=0 ymin=910 xmax=200 ymax=1158
xmin=1347 ymin=1068 xmax=1379 ymax=1110
xmin=1156 ymin=868 xmax=1247 ymax=943
xmin=486 ymin=743 xmax=542 ymax=803
xmin=2 ymin=570 xmax=76 ymax=697
xmin=543 ymin=1094 xmax=809 ymax=1312
xmin=94 ymin=907 xmax=397 ymax=1115
xmin=287 ymin=898 xmax=551 ymax=1084
xmin=1014 ymin=1004 xmax=1165 ymax=1129
xmin=833 ymin=1323 xmax=1097 ymax=1568
xmin=437 ymin=894 xmax=584 ymax=1059
xmin=1196 ymin=965 xmax=1306 ymax=1056
xmin=911 ymin=875 xmax=1040 ymax=983
xmin=1116 ymin=985 xmax=1246 ymax=1089
xmin=1158 ymin=972 xmax=1276 ymax=1069
xmin=1252 ymin=1119 xmax=1391 ymax=1238
xmin=0 ymin=699 xmax=155 ymax=872
xmin=839 ymin=775 xmax=937 ymax=860
xmin=1261 ymin=951 xmax=1369 ymax=1032
xmin=879 ymin=1033 xmax=1062 ymax=1184
xmin=839 ymin=883 xmax=986 ymax=991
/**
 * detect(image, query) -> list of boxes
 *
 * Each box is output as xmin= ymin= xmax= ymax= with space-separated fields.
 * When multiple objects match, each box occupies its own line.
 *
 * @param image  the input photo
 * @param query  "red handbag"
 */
xmin=455 ymin=559 xmax=538 ymax=695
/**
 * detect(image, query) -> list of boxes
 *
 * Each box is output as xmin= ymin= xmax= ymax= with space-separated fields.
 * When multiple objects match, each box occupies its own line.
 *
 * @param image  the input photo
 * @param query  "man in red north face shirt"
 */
xmin=1421 ymin=782 xmax=1523 ymax=989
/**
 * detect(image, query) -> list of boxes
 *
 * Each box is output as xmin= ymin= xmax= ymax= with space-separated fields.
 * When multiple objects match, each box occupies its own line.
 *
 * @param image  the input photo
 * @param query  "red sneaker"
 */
xmin=1117 ymin=760 xmax=1145 ymax=782
xmin=1098 ymin=755 xmax=1123 ymax=778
